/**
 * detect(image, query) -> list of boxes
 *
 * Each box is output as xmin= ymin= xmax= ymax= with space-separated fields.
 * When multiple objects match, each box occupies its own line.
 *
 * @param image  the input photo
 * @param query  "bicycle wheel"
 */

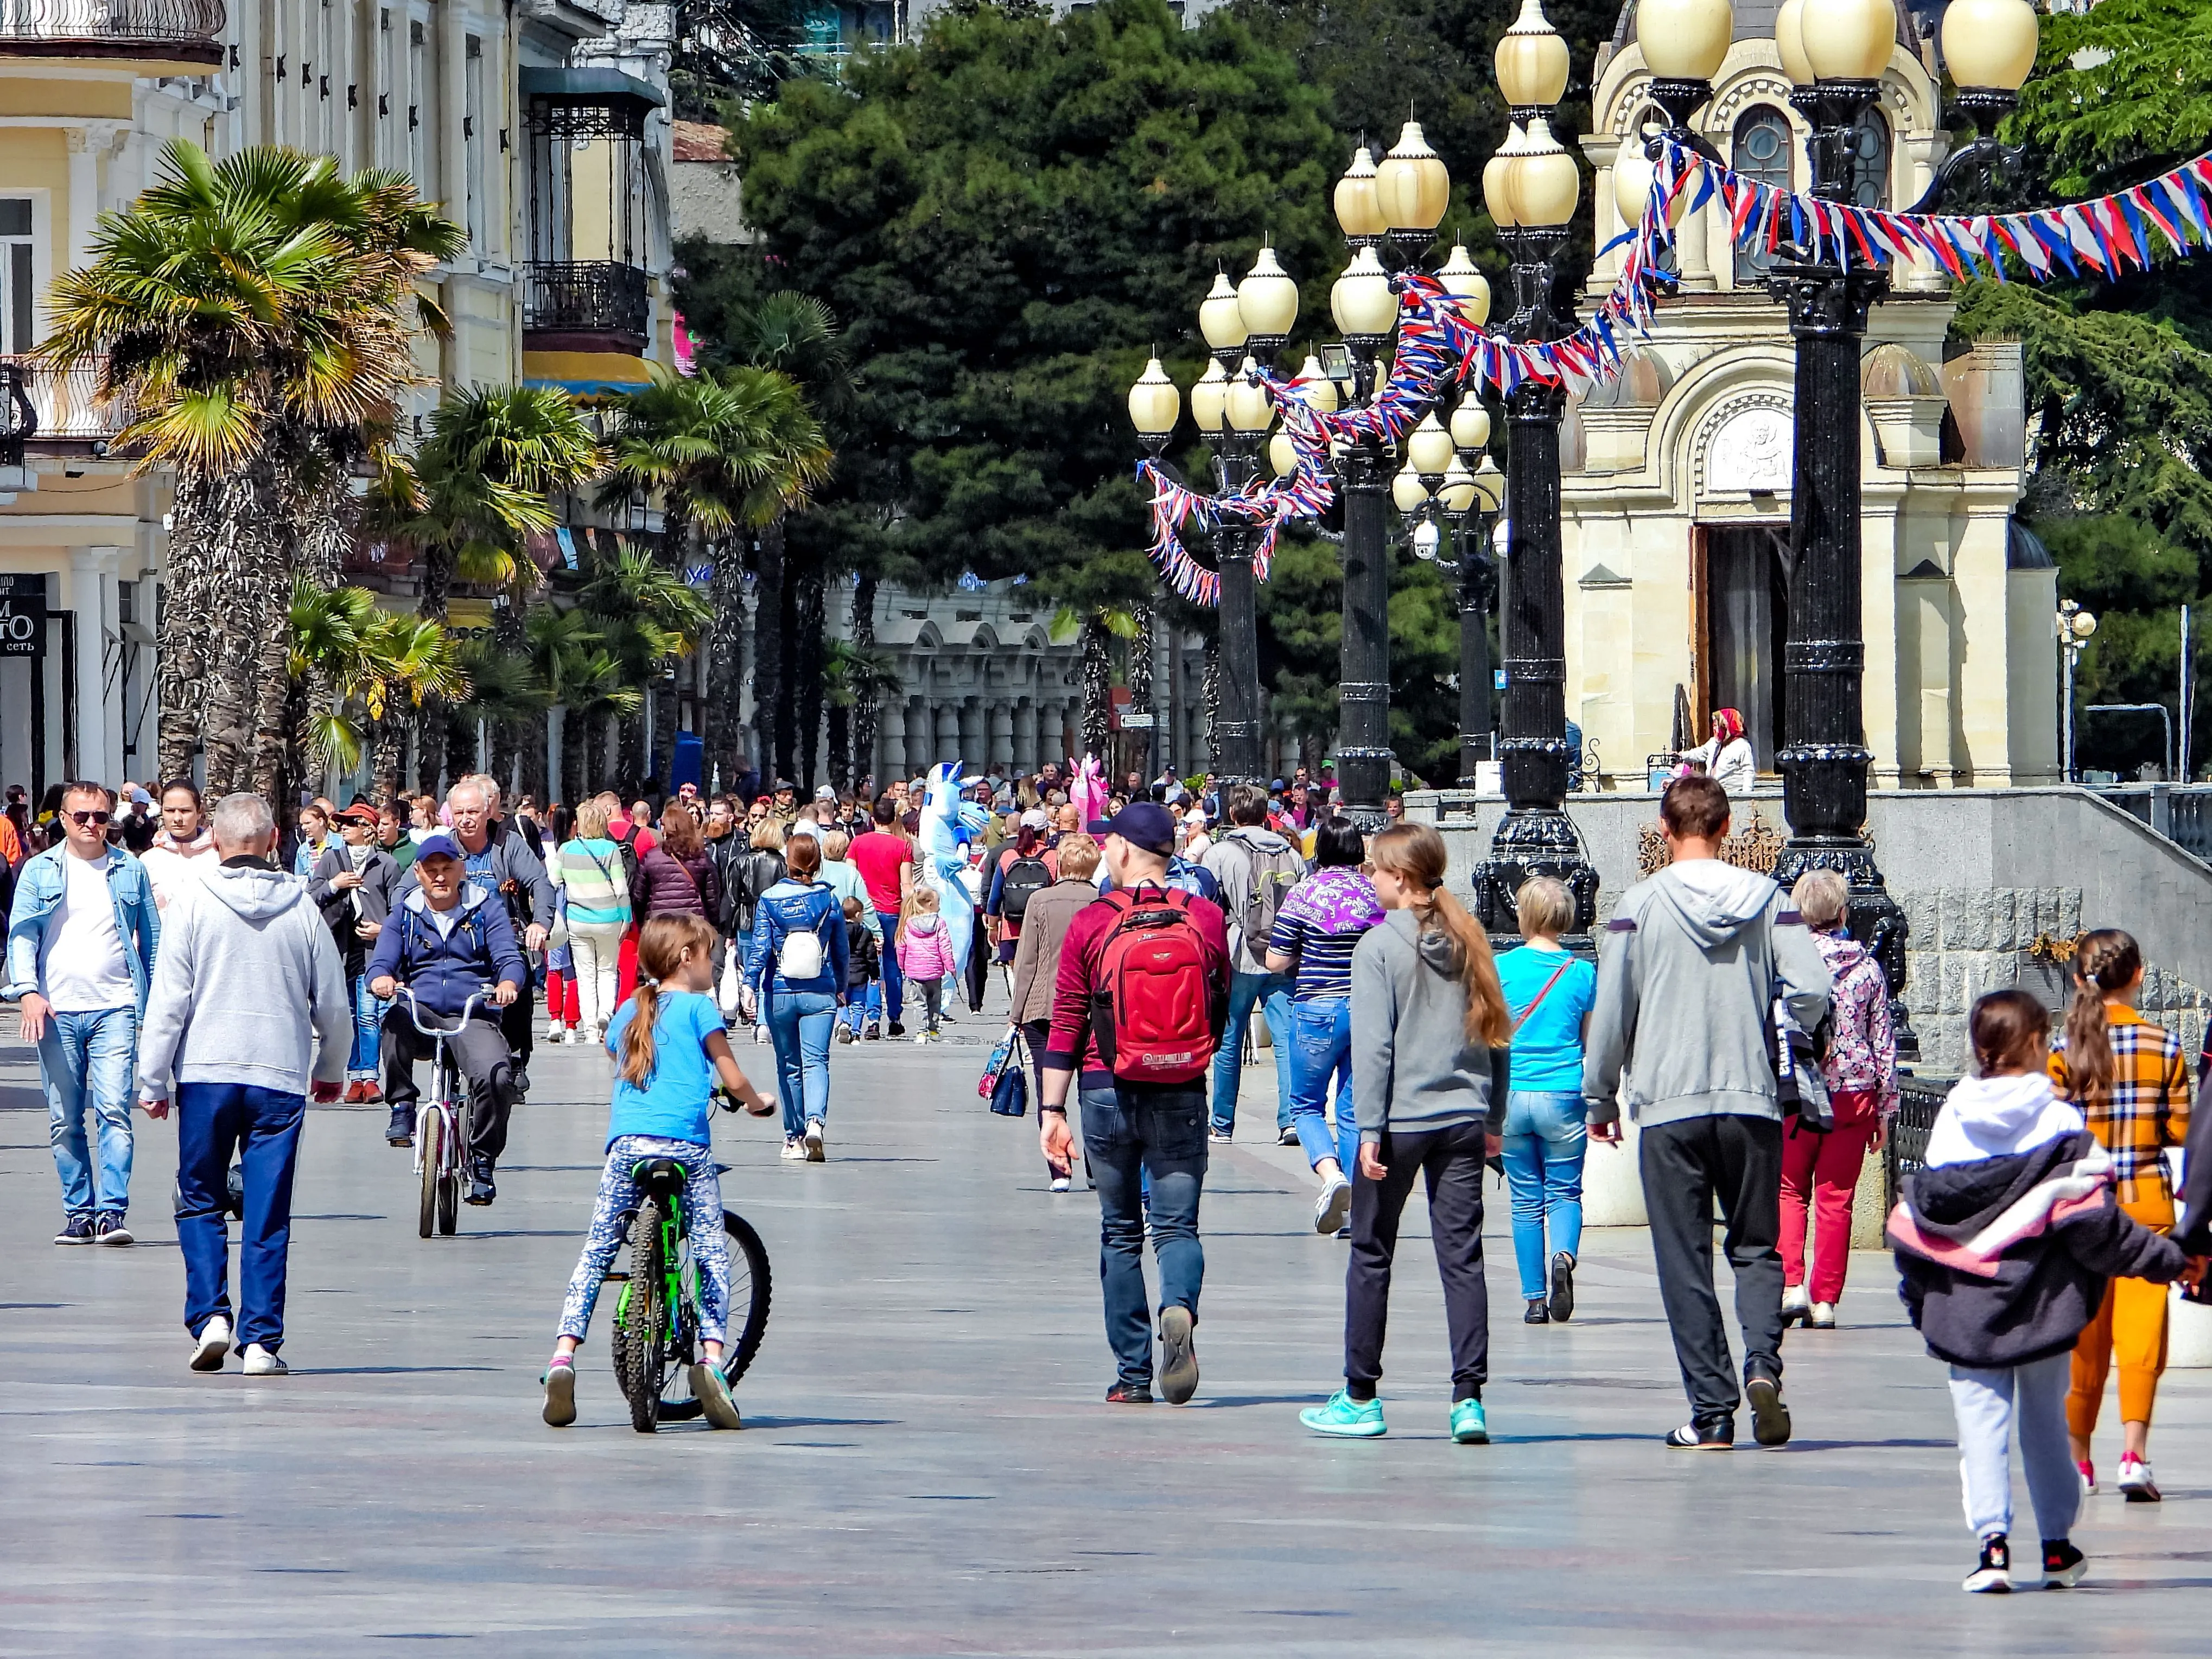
xmin=719 ymin=1211 xmax=774 ymax=1386
xmin=416 ymin=1105 xmax=441 ymax=1239
xmin=439 ymin=1099 xmax=467 ymax=1235
xmin=614 ymin=1199 xmax=667 ymax=1433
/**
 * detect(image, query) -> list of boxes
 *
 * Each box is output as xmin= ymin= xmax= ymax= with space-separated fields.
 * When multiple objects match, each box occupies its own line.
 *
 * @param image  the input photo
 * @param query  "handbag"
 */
xmin=980 ymin=1025 xmax=1029 ymax=1117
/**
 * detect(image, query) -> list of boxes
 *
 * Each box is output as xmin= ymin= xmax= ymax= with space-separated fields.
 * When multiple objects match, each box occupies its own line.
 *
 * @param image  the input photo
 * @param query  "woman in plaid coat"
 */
xmin=2049 ymin=929 xmax=2192 ymax=1503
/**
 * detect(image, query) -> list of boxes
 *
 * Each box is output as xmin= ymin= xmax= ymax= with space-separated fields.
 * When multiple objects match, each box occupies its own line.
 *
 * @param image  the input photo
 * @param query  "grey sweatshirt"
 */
xmin=1349 ymin=910 xmax=1512 ymax=1143
xmin=138 ymin=860 xmax=350 ymax=1098
xmin=1582 ymin=859 xmax=1832 ymax=1128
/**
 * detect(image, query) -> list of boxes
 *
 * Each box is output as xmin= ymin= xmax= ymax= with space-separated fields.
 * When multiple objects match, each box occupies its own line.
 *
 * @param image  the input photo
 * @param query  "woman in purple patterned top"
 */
xmin=1779 ymin=868 xmax=1899 ymax=1330
xmin=1267 ymin=816 xmax=1385 ymax=1235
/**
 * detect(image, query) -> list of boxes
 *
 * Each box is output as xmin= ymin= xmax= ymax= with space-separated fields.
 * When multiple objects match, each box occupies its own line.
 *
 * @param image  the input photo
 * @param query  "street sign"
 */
xmin=0 ymin=574 xmax=45 ymax=658
xmin=1121 ymin=713 xmax=1155 ymax=729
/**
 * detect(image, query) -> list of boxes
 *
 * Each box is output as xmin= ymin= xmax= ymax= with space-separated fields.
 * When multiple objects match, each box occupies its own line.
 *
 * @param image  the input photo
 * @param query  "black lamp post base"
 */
xmin=1770 ymin=837 xmax=1918 ymax=1060
xmin=1472 ymin=803 xmax=1601 ymax=949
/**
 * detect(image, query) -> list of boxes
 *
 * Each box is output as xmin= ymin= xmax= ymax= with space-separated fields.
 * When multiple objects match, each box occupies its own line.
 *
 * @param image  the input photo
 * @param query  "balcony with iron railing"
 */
xmin=0 ymin=0 xmax=225 ymax=65
xmin=0 ymin=357 xmax=126 ymax=467
xmin=522 ymin=260 xmax=651 ymax=353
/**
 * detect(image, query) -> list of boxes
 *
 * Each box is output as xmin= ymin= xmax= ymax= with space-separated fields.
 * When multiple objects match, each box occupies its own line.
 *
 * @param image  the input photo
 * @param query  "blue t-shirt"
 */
xmin=602 ymin=990 xmax=723 ymax=1147
xmin=1495 ymin=944 xmax=1598 ymax=1094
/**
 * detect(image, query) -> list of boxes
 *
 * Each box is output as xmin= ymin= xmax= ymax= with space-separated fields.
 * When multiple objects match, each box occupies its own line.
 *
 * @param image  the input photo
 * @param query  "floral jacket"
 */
xmin=1814 ymin=929 xmax=1899 ymax=1118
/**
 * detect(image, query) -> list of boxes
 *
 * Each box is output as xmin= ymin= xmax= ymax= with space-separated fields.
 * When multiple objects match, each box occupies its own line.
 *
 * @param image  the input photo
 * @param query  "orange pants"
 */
xmin=2068 ymin=1193 xmax=2173 ymax=1436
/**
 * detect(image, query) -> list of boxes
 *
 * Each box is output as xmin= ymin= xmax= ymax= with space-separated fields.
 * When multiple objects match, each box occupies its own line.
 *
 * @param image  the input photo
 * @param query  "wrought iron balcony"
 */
xmin=0 ymin=357 xmax=125 ymax=463
xmin=523 ymin=261 xmax=650 ymax=347
xmin=0 ymin=0 xmax=226 ymax=62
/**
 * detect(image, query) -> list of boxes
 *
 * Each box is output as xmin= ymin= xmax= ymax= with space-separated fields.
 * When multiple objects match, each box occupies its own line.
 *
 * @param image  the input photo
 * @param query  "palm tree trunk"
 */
xmin=795 ymin=561 xmax=825 ymax=792
xmin=372 ymin=710 xmax=406 ymax=802
xmin=850 ymin=571 xmax=879 ymax=785
xmin=753 ymin=523 xmax=784 ymax=786
xmin=828 ymin=703 xmax=850 ymax=793
xmin=1080 ymin=613 xmax=1111 ymax=762
xmin=772 ymin=529 xmax=799 ymax=786
xmin=706 ymin=532 xmax=746 ymax=790
xmin=173 ymin=463 xmax=289 ymax=794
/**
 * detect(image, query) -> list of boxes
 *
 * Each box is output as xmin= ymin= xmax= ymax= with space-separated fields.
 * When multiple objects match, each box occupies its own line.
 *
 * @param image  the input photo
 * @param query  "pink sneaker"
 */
xmin=2077 ymin=1458 xmax=2095 ymax=1496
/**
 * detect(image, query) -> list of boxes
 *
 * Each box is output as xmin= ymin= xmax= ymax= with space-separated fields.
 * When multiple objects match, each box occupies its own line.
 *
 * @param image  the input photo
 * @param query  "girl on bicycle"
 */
xmin=543 ymin=914 xmax=776 ymax=1430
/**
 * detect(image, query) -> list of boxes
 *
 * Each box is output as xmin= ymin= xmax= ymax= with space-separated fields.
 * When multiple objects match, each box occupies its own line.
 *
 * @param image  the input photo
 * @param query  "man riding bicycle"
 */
xmin=366 ymin=834 xmax=526 ymax=1206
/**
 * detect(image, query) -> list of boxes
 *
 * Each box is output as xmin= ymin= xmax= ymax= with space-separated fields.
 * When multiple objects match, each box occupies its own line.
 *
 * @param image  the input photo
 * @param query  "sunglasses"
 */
xmin=67 ymin=810 xmax=112 ymax=827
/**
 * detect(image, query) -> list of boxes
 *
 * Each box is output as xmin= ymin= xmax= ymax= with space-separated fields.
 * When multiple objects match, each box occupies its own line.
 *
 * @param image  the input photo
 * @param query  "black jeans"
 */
xmin=1345 ymin=1120 xmax=1491 ymax=1400
xmin=501 ymin=985 xmax=535 ymax=1069
xmin=380 ymin=1009 xmax=519 ymax=1162
xmin=965 ymin=930 xmax=989 ymax=1011
xmin=1639 ymin=1113 xmax=1786 ymax=1419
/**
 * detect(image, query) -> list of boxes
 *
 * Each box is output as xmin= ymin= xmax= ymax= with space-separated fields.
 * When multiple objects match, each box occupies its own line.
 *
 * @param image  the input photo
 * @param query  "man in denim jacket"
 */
xmin=4 ymin=780 xmax=160 ymax=1244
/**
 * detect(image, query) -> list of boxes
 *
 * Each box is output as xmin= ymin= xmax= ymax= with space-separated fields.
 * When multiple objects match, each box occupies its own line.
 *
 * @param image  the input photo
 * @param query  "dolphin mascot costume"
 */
xmin=917 ymin=761 xmax=991 ymax=976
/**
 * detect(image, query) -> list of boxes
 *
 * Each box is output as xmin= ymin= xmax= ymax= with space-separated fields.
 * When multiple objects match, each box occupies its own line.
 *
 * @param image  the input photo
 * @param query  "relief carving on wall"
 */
xmin=1695 ymin=393 xmax=1796 ymax=497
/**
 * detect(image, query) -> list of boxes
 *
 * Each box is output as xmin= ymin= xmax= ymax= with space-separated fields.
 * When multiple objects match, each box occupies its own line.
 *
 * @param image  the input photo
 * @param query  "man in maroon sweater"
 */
xmin=1040 ymin=802 xmax=1230 ymax=1406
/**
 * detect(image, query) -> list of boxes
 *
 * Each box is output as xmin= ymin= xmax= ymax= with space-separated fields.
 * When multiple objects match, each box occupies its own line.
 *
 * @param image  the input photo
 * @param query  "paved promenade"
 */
xmin=3 ymin=1012 xmax=2210 ymax=1656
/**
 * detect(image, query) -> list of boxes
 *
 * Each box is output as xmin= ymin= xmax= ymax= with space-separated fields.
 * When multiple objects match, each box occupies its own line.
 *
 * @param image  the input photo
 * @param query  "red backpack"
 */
xmin=1088 ymin=885 xmax=1217 ymax=1084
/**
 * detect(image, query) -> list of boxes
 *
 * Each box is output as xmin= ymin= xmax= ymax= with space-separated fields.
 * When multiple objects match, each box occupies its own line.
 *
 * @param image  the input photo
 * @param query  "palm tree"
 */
xmin=577 ymin=542 xmax=714 ymax=788
xmin=288 ymin=579 xmax=467 ymax=789
xmin=597 ymin=360 xmax=829 ymax=790
xmin=823 ymin=638 xmax=904 ymax=792
xmin=455 ymin=639 xmax=549 ymax=800
xmin=40 ymin=141 xmax=464 ymax=796
xmin=1056 ymin=603 xmax=1138 ymax=763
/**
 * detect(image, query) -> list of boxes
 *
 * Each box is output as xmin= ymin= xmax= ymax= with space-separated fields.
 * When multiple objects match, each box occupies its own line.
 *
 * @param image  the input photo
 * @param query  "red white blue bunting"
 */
xmin=1141 ymin=138 xmax=2212 ymax=603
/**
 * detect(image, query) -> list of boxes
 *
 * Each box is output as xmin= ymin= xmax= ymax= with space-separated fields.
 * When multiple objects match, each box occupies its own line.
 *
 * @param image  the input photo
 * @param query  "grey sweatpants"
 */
xmin=1948 ymin=1351 xmax=2079 ymax=1541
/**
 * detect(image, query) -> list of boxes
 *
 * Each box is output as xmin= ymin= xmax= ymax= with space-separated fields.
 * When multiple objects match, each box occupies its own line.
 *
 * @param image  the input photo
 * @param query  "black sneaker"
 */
xmin=2041 ymin=1538 xmax=2087 ymax=1589
xmin=1277 ymin=1126 xmax=1299 ymax=1147
xmin=1105 ymin=1381 xmax=1153 ymax=1404
xmin=94 ymin=1213 xmax=134 ymax=1247
xmin=1548 ymin=1249 xmax=1576 ymax=1323
xmin=510 ymin=1065 xmax=532 ymax=1098
xmin=386 ymin=1105 xmax=415 ymax=1147
xmin=1158 ymin=1305 xmax=1199 ymax=1404
xmin=54 ymin=1215 xmax=94 ymax=1246
xmin=1964 ymin=1533 xmax=2011 ymax=1593
xmin=467 ymin=1157 xmax=497 ymax=1206
xmin=1524 ymin=1297 xmax=1550 ymax=1324
xmin=887 ymin=1021 xmax=906 ymax=1038
xmin=1664 ymin=1414 xmax=1734 ymax=1450
xmin=1745 ymin=1371 xmax=1791 ymax=1447
xmin=864 ymin=1021 xmax=881 ymax=1041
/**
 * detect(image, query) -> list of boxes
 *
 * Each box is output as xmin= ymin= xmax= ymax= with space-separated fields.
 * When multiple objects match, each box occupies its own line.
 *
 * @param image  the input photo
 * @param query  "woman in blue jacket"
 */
xmin=746 ymin=828 xmax=847 ymax=1162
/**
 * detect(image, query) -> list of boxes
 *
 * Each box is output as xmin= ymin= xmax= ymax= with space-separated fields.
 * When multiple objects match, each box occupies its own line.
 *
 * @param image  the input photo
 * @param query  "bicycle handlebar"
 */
xmin=393 ymin=987 xmax=490 ymax=1038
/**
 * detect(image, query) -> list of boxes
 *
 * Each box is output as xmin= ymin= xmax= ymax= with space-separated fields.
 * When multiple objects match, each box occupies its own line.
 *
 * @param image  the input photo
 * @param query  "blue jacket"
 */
xmin=4 ymin=844 xmax=160 ymax=1016
xmin=745 ymin=879 xmax=848 ymax=999
xmin=363 ymin=882 xmax=527 ymax=1020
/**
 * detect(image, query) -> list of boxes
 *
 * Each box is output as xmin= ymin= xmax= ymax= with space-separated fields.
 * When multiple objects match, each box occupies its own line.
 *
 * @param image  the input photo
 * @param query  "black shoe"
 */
xmin=466 ymin=1157 xmax=496 ymax=1206
xmin=1548 ymin=1250 xmax=1576 ymax=1323
xmin=54 ymin=1215 xmax=94 ymax=1245
xmin=1664 ymin=1414 xmax=1734 ymax=1450
xmin=1964 ymin=1533 xmax=2011 ymax=1593
xmin=2041 ymin=1538 xmax=2087 ymax=1589
xmin=510 ymin=1065 xmax=531 ymax=1098
xmin=1158 ymin=1305 xmax=1199 ymax=1404
xmin=1277 ymin=1126 xmax=1299 ymax=1147
xmin=386 ymin=1105 xmax=414 ymax=1147
xmin=1105 ymin=1382 xmax=1153 ymax=1404
xmin=887 ymin=1021 xmax=906 ymax=1038
xmin=1745 ymin=1370 xmax=1791 ymax=1447
xmin=1524 ymin=1297 xmax=1550 ymax=1324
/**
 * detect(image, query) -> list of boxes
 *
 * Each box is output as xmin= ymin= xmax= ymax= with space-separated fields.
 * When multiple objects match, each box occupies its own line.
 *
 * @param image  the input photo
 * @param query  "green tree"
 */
xmin=40 ymin=141 xmax=463 ymax=797
xmin=288 ymin=581 xmax=467 ymax=793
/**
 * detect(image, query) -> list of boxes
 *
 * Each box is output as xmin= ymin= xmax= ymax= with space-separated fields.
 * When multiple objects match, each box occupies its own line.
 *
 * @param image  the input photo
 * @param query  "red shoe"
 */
xmin=357 ymin=1082 xmax=383 ymax=1104
xmin=342 ymin=1080 xmax=366 ymax=1104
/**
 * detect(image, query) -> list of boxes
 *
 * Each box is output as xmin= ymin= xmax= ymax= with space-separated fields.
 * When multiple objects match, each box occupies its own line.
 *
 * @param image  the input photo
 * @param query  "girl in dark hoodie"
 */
xmin=1889 ymin=989 xmax=2201 ymax=1594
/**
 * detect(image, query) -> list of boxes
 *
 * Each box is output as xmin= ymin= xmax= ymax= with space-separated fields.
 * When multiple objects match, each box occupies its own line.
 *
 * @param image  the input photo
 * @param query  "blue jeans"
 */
xmin=1500 ymin=1089 xmax=1587 ymax=1299
xmin=1211 ymin=971 xmax=1293 ymax=1135
xmin=767 ymin=989 xmax=837 ymax=1137
xmin=875 ymin=909 xmax=905 ymax=1023
xmin=348 ymin=972 xmax=386 ymax=1079
xmin=1287 ymin=997 xmax=1355 ymax=1174
xmin=37 ymin=1005 xmax=137 ymax=1219
xmin=1079 ymin=1083 xmax=1207 ymax=1388
xmin=840 ymin=981 xmax=879 ymax=1037
xmin=176 ymin=1082 xmax=304 ymax=1351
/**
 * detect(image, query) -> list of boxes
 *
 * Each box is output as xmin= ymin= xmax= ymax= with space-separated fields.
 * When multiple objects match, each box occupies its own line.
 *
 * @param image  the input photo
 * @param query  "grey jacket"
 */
xmin=1200 ymin=825 xmax=1300 ymax=974
xmin=137 ymin=859 xmax=350 ymax=1098
xmin=1349 ymin=911 xmax=1512 ymax=1143
xmin=1582 ymin=860 xmax=1832 ymax=1128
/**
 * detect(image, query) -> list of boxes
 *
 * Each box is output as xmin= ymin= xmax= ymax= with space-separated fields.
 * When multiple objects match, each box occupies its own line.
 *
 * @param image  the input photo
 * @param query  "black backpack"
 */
xmin=1000 ymin=852 xmax=1053 ymax=922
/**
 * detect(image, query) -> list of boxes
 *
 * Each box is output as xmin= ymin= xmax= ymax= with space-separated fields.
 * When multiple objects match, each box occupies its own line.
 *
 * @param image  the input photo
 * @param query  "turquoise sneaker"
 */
xmin=1300 ymin=1389 xmax=1386 ymax=1439
xmin=1450 ymin=1397 xmax=1489 ymax=1444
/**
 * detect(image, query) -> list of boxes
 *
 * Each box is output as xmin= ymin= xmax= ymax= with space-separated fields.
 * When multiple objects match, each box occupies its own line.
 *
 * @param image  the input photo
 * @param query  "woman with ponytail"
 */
xmin=543 ymin=914 xmax=776 ymax=1432
xmin=1299 ymin=822 xmax=1512 ymax=1448
xmin=2048 ymin=929 xmax=2193 ymax=1502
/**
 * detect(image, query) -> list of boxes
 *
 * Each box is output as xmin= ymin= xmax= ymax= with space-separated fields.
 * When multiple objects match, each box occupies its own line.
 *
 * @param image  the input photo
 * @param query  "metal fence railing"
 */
xmin=2095 ymin=783 xmax=2212 ymax=866
xmin=0 ymin=0 xmax=225 ymax=45
xmin=523 ymin=261 xmax=650 ymax=341
xmin=0 ymin=356 xmax=124 ymax=447
xmin=1882 ymin=1075 xmax=1950 ymax=1212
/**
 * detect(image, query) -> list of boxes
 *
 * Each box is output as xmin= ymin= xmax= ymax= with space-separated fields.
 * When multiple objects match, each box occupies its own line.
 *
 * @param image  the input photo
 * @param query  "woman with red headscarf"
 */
xmin=1689 ymin=708 xmax=1757 ymax=797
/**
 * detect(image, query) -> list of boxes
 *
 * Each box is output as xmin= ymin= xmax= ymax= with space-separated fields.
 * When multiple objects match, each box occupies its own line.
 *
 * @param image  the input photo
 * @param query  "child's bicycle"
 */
xmin=608 ymin=1130 xmax=772 ymax=1433
xmin=393 ymin=988 xmax=482 ymax=1238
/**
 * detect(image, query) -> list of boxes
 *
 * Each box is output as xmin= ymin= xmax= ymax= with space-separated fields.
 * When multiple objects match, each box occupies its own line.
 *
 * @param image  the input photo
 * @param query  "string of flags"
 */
xmin=1140 ymin=134 xmax=2212 ymax=605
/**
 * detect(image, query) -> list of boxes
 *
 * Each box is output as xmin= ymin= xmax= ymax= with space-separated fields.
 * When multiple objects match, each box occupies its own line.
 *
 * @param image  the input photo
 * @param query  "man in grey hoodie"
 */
xmin=1198 ymin=785 xmax=1304 ymax=1142
xmin=1584 ymin=774 xmax=1832 ymax=1450
xmin=138 ymin=793 xmax=350 ymax=1377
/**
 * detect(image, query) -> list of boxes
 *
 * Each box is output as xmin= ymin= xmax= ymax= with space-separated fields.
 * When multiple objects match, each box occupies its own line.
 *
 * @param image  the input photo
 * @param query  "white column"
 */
xmin=64 ymin=129 xmax=100 ymax=276
xmin=1014 ymin=698 xmax=1038 ymax=773
xmin=67 ymin=548 xmax=118 ymax=785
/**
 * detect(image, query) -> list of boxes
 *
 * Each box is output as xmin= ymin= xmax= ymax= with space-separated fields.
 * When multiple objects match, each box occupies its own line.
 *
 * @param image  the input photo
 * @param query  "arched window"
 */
xmin=1731 ymin=106 xmax=1793 ymax=287
xmin=1848 ymin=109 xmax=1890 ymax=210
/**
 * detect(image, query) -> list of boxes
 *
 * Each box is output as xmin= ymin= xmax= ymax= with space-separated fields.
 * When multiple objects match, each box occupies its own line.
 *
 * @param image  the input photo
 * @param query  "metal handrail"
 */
xmin=0 ymin=356 xmax=124 ymax=442
xmin=523 ymin=260 xmax=650 ymax=339
xmin=0 ymin=0 xmax=225 ymax=44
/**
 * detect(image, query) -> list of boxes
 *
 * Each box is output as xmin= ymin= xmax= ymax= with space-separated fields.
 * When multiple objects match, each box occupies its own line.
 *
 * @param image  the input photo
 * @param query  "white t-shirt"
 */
xmin=39 ymin=850 xmax=137 ymax=1013
xmin=141 ymin=843 xmax=215 ymax=910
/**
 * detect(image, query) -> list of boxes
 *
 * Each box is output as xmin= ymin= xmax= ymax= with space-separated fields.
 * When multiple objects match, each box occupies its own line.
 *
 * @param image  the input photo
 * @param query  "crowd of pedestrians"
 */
xmin=9 ymin=755 xmax=2212 ymax=1596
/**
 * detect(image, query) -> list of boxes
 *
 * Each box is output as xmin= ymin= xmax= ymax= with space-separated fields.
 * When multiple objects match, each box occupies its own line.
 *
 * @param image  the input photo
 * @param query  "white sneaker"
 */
xmin=1782 ymin=1284 xmax=1811 ymax=1326
xmin=780 ymin=1137 xmax=808 ymax=1161
xmin=1314 ymin=1174 xmax=1352 ymax=1235
xmin=545 ymin=1019 xmax=564 ymax=1043
xmin=189 ymin=1316 xmax=231 ymax=1373
xmin=754 ymin=1024 xmax=771 ymax=1046
xmin=804 ymin=1119 xmax=826 ymax=1162
xmin=1049 ymin=1175 xmax=1072 ymax=1193
xmin=1809 ymin=1301 xmax=1837 ymax=1330
xmin=914 ymin=1029 xmax=929 ymax=1045
xmin=241 ymin=1343 xmax=288 ymax=1376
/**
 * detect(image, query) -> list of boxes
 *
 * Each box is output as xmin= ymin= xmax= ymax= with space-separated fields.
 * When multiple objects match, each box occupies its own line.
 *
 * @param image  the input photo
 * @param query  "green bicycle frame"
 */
xmin=613 ymin=1161 xmax=692 ymax=1347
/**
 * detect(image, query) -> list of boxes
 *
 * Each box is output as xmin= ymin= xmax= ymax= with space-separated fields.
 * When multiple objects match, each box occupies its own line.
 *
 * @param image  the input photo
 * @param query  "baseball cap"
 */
xmin=416 ymin=832 xmax=463 ymax=862
xmin=336 ymin=803 xmax=378 ymax=827
xmin=1270 ymin=778 xmax=1287 ymax=792
xmin=1103 ymin=800 xmax=1177 ymax=855
xmin=815 ymin=785 xmax=837 ymax=801
xmin=1020 ymin=808 xmax=1050 ymax=830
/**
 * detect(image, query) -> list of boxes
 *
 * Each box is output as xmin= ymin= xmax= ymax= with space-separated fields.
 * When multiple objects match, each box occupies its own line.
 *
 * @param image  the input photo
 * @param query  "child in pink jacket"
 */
xmin=895 ymin=885 xmax=957 ymax=1043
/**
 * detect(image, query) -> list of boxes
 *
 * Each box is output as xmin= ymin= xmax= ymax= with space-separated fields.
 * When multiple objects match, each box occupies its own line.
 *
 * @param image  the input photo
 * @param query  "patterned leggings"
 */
xmin=558 ymin=1135 xmax=731 ymax=1346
